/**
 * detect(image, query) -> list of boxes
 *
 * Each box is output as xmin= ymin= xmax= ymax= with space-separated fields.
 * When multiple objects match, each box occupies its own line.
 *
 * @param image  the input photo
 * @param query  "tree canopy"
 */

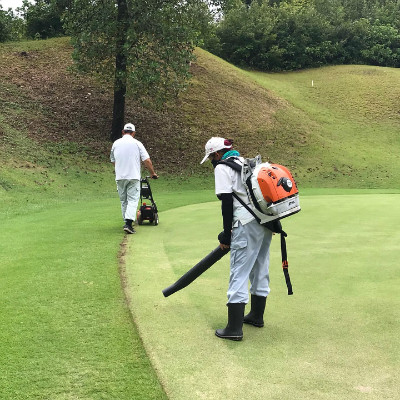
xmin=205 ymin=0 xmax=400 ymax=70
xmin=66 ymin=0 xmax=215 ymax=140
xmin=0 ymin=6 xmax=18 ymax=42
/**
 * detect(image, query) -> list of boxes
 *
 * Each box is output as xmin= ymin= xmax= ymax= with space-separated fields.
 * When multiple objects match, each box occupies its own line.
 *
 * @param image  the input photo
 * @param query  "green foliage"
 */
xmin=19 ymin=0 xmax=65 ymax=39
xmin=272 ymin=0 xmax=337 ymax=69
xmin=210 ymin=0 xmax=400 ymax=70
xmin=66 ymin=0 xmax=214 ymax=108
xmin=213 ymin=0 xmax=338 ymax=70
xmin=358 ymin=22 xmax=400 ymax=66
xmin=214 ymin=2 xmax=277 ymax=68
xmin=0 ymin=7 xmax=16 ymax=42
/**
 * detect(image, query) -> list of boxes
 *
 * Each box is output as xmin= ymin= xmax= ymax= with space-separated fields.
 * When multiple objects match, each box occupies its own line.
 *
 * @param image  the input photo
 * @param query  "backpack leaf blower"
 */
xmin=162 ymin=156 xmax=299 ymax=298
xmin=219 ymin=156 xmax=299 ymax=295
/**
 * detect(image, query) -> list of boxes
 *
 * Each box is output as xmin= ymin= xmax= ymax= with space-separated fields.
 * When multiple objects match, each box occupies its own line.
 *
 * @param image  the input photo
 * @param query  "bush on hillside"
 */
xmin=0 ymin=7 xmax=14 ymax=42
xmin=207 ymin=0 xmax=400 ymax=70
xmin=22 ymin=0 xmax=65 ymax=39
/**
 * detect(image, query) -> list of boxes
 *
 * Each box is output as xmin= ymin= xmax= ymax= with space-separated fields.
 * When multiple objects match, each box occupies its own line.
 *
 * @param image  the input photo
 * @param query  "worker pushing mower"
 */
xmin=110 ymin=122 xmax=158 ymax=234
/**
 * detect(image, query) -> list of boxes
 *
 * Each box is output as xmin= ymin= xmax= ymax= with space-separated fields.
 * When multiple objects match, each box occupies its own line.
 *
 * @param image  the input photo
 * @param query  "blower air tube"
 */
xmin=162 ymin=247 xmax=230 ymax=297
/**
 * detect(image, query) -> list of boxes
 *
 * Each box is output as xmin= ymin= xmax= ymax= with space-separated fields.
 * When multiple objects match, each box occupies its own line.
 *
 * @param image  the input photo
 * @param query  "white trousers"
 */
xmin=227 ymin=219 xmax=272 ymax=304
xmin=116 ymin=179 xmax=140 ymax=222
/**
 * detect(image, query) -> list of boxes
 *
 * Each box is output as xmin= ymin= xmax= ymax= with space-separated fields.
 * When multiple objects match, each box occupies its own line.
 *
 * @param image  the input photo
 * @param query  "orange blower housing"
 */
xmin=248 ymin=162 xmax=300 ymax=221
xmin=257 ymin=164 xmax=299 ymax=203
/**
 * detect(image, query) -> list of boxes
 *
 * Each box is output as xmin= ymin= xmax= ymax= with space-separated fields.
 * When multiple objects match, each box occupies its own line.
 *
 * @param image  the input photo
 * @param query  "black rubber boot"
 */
xmin=243 ymin=295 xmax=267 ymax=327
xmin=215 ymin=303 xmax=245 ymax=341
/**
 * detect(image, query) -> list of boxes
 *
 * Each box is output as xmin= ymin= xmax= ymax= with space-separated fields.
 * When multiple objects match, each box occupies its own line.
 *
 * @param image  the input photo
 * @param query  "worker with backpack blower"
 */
xmin=200 ymin=137 xmax=273 ymax=341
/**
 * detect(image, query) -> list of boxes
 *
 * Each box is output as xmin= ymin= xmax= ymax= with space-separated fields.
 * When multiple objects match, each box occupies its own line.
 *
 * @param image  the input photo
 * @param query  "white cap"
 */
xmin=123 ymin=123 xmax=135 ymax=132
xmin=200 ymin=137 xmax=232 ymax=164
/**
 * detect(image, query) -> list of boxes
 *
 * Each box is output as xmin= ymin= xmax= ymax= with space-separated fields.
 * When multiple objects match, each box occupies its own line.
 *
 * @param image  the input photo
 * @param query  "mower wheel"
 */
xmin=137 ymin=211 xmax=143 ymax=225
xmin=153 ymin=213 xmax=159 ymax=226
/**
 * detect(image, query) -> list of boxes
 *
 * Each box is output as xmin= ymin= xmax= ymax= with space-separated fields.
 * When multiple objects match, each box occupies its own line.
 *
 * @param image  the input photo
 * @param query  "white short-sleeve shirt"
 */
xmin=214 ymin=157 xmax=255 ymax=226
xmin=110 ymin=135 xmax=150 ymax=180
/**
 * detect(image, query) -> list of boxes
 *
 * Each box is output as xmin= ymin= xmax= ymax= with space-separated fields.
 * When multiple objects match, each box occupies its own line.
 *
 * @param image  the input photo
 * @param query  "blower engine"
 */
xmin=242 ymin=157 xmax=301 ymax=224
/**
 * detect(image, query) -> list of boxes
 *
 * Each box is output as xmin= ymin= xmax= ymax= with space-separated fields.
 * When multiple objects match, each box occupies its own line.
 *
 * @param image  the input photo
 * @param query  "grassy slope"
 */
xmin=245 ymin=66 xmax=400 ymax=188
xmin=2 ymin=38 xmax=399 ymax=188
xmin=0 ymin=38 xmax=284 ymax=178
xmin=1 ymin=37 xmax=399 ymax=398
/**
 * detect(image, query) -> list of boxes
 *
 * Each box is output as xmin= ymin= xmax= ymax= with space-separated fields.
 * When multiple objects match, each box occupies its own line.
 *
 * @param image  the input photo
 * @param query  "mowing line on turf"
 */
xmin=124 ymin=195 xmax=400 ymax=400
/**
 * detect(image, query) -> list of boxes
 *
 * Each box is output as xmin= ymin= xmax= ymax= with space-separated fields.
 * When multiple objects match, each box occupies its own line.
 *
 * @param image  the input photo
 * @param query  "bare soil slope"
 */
xmin=0 ymin=38 xmax=295 ymax=174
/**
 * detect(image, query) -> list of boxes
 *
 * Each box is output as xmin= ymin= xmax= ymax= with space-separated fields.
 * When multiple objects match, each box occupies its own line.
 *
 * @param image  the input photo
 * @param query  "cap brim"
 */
xmin=200 ymin=154 xmax=209 ymax=164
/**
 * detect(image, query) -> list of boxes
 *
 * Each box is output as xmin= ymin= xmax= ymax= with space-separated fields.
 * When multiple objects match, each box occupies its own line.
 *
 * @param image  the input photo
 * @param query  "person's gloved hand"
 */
xmin=218 ymin=231 xmax=231 ymax=246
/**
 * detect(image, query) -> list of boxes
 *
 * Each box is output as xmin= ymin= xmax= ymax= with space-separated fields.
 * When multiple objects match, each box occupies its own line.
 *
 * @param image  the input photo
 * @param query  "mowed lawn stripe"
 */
xmin=125 ymin=194 xmax=400 ymax=400
xmin=0 ymin=198 xmax=167 ymax=399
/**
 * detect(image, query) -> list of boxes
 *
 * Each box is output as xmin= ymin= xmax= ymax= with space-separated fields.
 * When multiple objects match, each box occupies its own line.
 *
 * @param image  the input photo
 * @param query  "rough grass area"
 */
xmin=245 ymin=66 xmax=400 ymax=188
xmin=2 ymin=38 xmax=399 ymax=187
xmin=0 ymin=39 xmax=288 ymax=176
xmin=124 ymin=194 xmax=400 ymax=400
xmin=0 ymin=39 xmax=112 ymax=156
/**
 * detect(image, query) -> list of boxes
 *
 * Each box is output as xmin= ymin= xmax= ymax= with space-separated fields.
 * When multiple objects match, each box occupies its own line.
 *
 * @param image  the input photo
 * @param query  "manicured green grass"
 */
xmin=0 ymin=194 xmax=168 ymax=399
xmin=124 ymin=193 xmax=400 ymax=400
xmin=0 ymin=169 xmax=217 ymax=399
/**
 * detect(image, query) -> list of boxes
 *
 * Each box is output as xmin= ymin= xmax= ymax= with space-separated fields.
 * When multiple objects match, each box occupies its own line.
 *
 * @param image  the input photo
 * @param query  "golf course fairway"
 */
xmin=123 ymin=193 xmax=399 ymax=400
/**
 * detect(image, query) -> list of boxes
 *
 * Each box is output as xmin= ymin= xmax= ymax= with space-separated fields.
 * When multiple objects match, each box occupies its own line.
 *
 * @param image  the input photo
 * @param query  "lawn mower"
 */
xmin=137 ymin=176 xmax=159 ymax=226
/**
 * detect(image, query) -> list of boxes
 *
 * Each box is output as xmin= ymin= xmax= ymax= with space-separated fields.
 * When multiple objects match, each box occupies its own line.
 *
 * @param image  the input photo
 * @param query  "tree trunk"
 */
xmin=110 ymin=0 xmax=129 ymax=142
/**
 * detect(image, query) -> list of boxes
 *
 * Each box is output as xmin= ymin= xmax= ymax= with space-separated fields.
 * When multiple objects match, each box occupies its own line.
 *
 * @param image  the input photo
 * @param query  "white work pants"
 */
xmin=116 ymin=179 xmax=140 ymax=222
xmin=227 ymin=219 xmax=272 ymax=304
